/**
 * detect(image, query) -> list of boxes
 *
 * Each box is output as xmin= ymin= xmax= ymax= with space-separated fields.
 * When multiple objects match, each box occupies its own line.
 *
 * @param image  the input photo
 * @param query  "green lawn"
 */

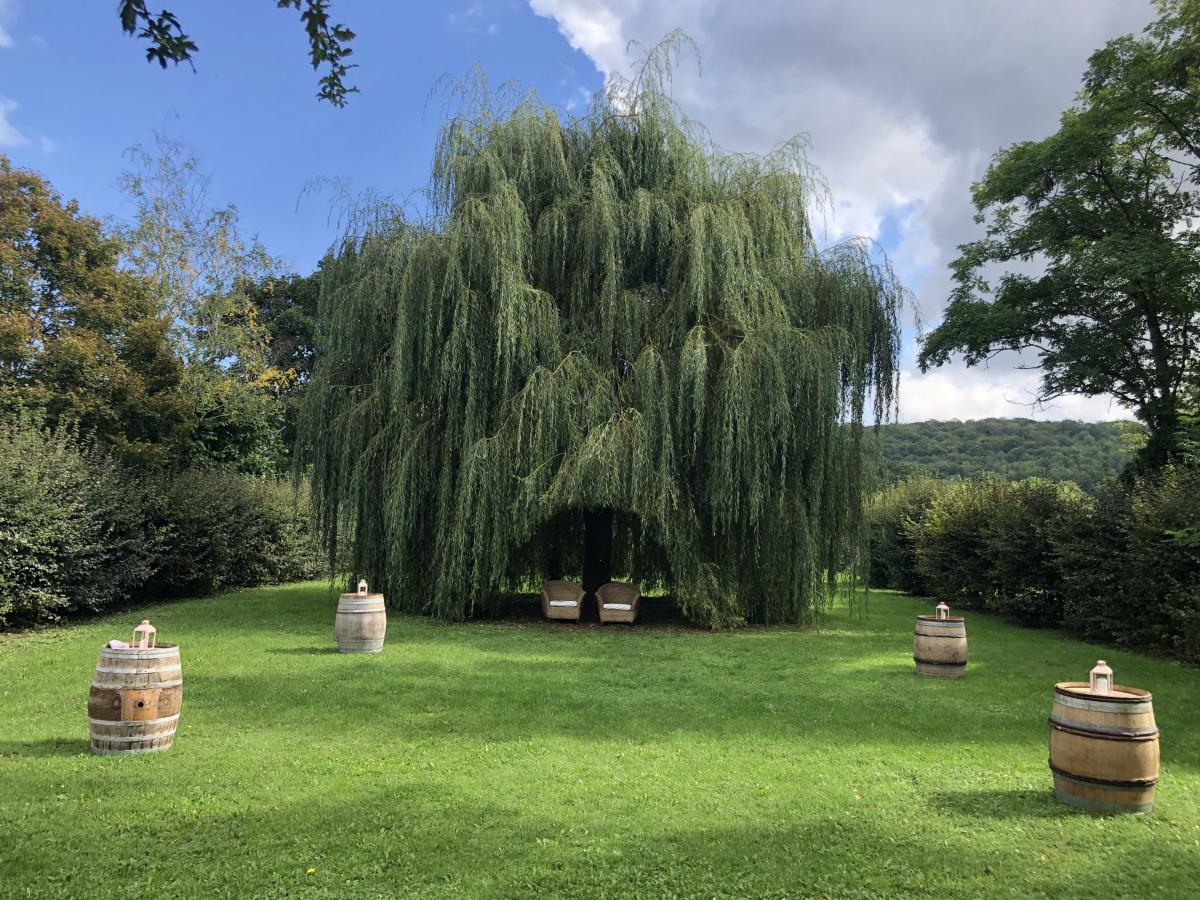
xmin=1 ymin=584 xmax=1198 ymax=898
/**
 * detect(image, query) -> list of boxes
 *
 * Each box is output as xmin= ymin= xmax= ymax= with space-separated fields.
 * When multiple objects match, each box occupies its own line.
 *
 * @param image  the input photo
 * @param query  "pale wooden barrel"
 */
xmin=913 ymin=615 xmax=967 ymax=677
xmin=1049 ymin=682 xmax=1159 ymax=814
xmin=335 ymin=593 xmax=387 ymax=653
xmin=88 ymin=643 xmax=182 ymax=755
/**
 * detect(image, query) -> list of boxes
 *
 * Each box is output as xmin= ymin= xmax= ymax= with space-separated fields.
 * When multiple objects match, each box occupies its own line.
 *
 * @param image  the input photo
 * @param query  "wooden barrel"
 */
xmin=913 ymin=614 xmax=967 ymax=677
xmin=335 ymin=593 xmax=387 ymax=653
xmin=88 ymin=643 xmax=182 ymax=755
xmin=1049 ymin=682 xmax=1159 ymax=814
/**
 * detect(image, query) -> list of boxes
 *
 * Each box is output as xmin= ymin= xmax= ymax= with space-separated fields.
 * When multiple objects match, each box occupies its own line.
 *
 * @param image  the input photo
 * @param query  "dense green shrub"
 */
xmin=1057 ymin=464 xmax=1200 ymax=662
xmin=912 ymin=475 xmax=1093 ymax=625
xmin=865 ymin=475 xmax=952 ymax=595
xmin=0 ymin=422 xmax=320 ymax=630
xmin=151 ymin=471 xmax=321 ymax=596
xmin=0 ymin=424 xmax=159 ymax=627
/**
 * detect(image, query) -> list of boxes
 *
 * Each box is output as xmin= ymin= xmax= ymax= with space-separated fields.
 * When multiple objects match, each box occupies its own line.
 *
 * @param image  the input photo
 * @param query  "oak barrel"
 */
xmin=88 ymin=643 xmax=182 ymax=755
xmin=913 ymin=614 xmax=967 ymax=677
xmin=335 ymin=593 xmax=387 ymax=653
xmin=1049 ymin=682 xmax=1159 ymax=814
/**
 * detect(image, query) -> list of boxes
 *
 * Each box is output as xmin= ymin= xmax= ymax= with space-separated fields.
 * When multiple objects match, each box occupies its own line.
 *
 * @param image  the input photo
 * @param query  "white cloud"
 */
xmin=898 ymin=367 xmax=1133 ymax=424
xmin=0 ymin=95 xmax=27 ymax=146
xmin=529 ymin=0 xmax=1155 ymax=423
xmin=38 ymin=134 xmax=54 ymax=154
xmin=448 ymin=3 xmax=484 ymax=26
xmin=0 ymin=0 xmax=16 ymax=48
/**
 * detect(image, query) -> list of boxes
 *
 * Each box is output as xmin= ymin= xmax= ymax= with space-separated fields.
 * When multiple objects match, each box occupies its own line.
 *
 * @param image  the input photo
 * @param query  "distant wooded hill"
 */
xmin=872 ymin=418 xmax=1142 ymax=491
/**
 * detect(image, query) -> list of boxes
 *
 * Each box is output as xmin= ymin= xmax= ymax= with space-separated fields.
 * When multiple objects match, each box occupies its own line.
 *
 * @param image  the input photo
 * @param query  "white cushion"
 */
xmin=602 ymin=603 xmax=633 ymax=611
xmin=548 ymin=599 xmax=578 ymax=607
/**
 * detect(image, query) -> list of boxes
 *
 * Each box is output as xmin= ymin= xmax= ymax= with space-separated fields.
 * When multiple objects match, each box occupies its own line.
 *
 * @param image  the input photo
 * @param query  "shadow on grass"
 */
xmin=5 ymin=776 xmax=1195 ymax=898
xmin=0 ymin=738 xmax=88 ymax=758
xmin=266 ymin=647 xmax=341 ymax=656
xmin=928 ymin=787 xmax=1068 ymax=820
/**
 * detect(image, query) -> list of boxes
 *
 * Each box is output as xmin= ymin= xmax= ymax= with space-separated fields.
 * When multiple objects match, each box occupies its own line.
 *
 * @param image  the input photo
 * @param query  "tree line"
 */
xmin=867 ymin=466 xmax=1199 ymax=663
xmin=872 ymin=418 xmax=1141 ymax=492
xmin=0 ymin=144 xmax=323 ymax=628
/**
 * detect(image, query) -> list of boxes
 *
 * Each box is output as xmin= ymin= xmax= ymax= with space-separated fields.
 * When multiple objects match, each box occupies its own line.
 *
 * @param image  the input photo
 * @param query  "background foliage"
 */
xmin=0 ymin=148 xmax=322 ymax=630
xmin=872 ymin=418 xmax=1139 ymax=491
xmin=0 ymin=420 xmax=320 ymax=630
xmin=867 ymin=463 xmax=1200 ymax=662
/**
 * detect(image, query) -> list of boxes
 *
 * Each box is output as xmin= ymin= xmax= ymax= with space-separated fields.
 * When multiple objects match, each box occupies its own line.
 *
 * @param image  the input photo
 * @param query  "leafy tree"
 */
xmin=919 ymin=2 xmax=1200 ymax=469
xmin=871 ymin=418 xmax=1139 ymax=491
xmin=301 ymin=56 xmax=903 ymax=626
xmin=0 ymin=155 xmax=190 ymax=464
xmin=118 ymin=0 xmax=357 ymax=106
xmin=243 ymin=269 xmax=321 ymax=457
xmin=117 ymin=136 xmax=293 ymax=473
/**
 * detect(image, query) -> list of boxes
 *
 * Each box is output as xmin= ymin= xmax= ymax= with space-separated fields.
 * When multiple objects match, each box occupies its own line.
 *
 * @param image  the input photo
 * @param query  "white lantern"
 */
xmin=1090 ymin=660 xmax=1113 ymax=695
xmin=132 ymin=619 xmax=156 ymax=649
xmin=936 ymin=602 xmax=950 ymax=620
xmin=357 ymin=579 xmax=368 ymax=596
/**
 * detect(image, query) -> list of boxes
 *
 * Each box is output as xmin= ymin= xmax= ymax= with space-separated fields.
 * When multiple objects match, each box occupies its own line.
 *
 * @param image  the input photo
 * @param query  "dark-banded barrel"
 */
xmin=335 ymin=593 xmax=387 ymax=653
xmin=913 ymin=614 xmax=967 ymax=677
xmin=88 ymin=643 xmax=182 ymax=755
xmin=1049 ymin=682 xmax=1159 ymax=814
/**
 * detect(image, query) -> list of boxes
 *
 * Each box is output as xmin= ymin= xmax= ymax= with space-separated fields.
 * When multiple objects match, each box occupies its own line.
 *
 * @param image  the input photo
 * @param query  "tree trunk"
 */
xmin=582 ymin=508 xmax=614 ymax=598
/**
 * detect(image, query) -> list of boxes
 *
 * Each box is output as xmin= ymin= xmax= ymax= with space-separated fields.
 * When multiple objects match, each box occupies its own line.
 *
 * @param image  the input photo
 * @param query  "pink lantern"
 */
xmin=936 ymin=602 xmax=950 ymax=620
xmin=132 ymin=619 xmax=157 ymax=649
xmin=1090 ymin=660 xmax=1113 ymax=695
xmin=357 ymin=579 xmax=368 ymax=596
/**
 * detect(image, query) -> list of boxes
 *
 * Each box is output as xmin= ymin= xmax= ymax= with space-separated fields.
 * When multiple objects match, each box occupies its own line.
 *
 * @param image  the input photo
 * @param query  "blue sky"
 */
xmin=0 ymin=1 xmax=602 ymax=272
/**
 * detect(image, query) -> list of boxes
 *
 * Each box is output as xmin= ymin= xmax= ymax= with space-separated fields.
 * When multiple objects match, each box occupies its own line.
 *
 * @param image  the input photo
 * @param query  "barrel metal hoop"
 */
xmin=94 ymin=665 xmax=181 ymax=675
xmin=100 ymin=646 xmax=179 ymax=657
xmin=1054 ymin=683 xmax=1152 ymax=705
xmin=1048 ymin=715 xmax=1159 ymax=740
xmin=912 ymin=631 xmax=966 ymax=639
xmin=92 ymin=678 xmax=183 ymax=688
xmin=1048 ymin=760 xmax=1158 ymax=789
xmin=1054 ymin=788 xmax=1155 ymax=814
xmin=913 ymin=657 xmax=966 ymax=668
xmin=88 ymin=732 xmax=177 ymax=744
xmin=1053 ymin=691 xmax=1153 ymax=715
xmin=88 ymin=713 xmax=180 ymax=728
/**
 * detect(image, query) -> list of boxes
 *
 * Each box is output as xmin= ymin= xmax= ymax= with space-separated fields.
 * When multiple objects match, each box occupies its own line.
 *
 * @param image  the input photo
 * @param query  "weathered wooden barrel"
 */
xmin=1049 ymin=682 xmax=1159 ymax=814
xmin=88 ymin=643 xmax=182 ymax=755
xmin=913 ymin=614 xmax=967 ymax=677
xmin=335 ymin=592 xmax=387 ymax=653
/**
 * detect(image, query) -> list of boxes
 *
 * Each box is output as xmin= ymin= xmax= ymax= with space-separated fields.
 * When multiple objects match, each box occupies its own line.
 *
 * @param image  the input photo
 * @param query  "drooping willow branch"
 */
xmin=300 ymin=44 xmax=902 ymax=626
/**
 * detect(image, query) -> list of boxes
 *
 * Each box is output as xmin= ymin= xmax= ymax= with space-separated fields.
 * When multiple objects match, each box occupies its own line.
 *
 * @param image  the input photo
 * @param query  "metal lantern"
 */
xmin=357 ymin=579 xmax=368 ymax=596
xmin=936 ymin=601 xmax=950 ymax=620
xmin=1090 ymin=660 xmax=1114 ymax=695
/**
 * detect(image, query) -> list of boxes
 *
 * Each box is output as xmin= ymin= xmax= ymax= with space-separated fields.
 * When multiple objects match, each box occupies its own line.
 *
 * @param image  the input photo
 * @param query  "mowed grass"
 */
xmin=1 ymin=584 xmax=1198 ymax=899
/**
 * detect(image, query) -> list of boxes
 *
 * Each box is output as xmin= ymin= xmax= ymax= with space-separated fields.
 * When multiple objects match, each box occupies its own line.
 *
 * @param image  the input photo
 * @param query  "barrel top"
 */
xmin=339 ymin=593 xmax=385 ymax=600
xmin=99 ymin=641 xmax=178 ymax=656
xmin=916 ymin=614 xmax=964 ymax=623
xmin=1055 ymin=681 xmax=1152 ymax=702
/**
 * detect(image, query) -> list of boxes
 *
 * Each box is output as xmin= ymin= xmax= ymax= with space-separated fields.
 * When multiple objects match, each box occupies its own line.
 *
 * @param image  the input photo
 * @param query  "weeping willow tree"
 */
xmin=300 ymin=47 xmax=902 ymax=627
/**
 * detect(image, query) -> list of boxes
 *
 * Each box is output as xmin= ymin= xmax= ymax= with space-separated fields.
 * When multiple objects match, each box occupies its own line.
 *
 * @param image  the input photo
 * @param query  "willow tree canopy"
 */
xmin=301 ymin=59 xmax=902 ymax=627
